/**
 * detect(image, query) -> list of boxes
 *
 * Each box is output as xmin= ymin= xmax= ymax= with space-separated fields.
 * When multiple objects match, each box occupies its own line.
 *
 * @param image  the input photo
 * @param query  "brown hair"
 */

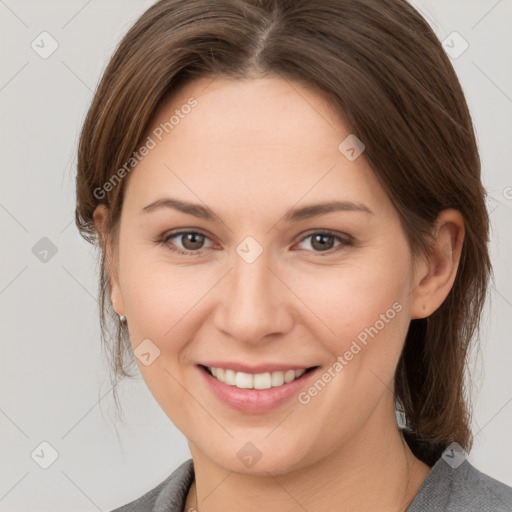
xmin=75 ymin=0 xmax=491 ymax=466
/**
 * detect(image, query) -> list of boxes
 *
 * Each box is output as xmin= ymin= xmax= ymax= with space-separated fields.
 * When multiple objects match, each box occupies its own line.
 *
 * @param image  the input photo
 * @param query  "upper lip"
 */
xmin=198 ymin=362 xmax=318 ymax=374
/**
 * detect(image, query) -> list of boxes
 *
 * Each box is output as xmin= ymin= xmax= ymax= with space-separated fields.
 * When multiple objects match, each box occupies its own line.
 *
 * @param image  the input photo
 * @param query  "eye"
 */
xmin=294 ymin=230 xmax=352 ymax=254
xmin=155 ymin=229 xmax=353 ymax=257
xmin=156 ymin=230 xmax=214 ymax=255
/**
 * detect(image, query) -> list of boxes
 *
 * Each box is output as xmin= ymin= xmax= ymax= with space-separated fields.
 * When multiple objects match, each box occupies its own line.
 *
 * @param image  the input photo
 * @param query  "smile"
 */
xmin=198 ymin=363 xmax=321 ymax=413
xmin=205 ymin=366 xmax=310 ymax=389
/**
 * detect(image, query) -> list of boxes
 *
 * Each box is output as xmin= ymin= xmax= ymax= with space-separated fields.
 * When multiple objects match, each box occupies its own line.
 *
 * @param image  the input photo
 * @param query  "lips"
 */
xmin=197 ymin=363 xmax=321 ymax=413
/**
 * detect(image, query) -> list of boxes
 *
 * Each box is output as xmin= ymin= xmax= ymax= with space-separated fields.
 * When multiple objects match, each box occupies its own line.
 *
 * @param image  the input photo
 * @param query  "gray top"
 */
xmin=110 ymin=456 xmax=512 ymax=512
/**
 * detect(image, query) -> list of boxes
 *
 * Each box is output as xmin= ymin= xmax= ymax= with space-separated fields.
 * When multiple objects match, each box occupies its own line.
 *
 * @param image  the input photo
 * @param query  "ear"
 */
xmin=410 ymin=209 xmax=465 ymax=319
xmin=93 ymin=204 xmax=126 ymax=317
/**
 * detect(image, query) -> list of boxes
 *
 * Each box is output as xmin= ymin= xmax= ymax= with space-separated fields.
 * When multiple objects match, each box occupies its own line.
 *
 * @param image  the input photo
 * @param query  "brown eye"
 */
xmin=296 ymin=231 xmax=352 ymax=254
xmin=310 ymin=233 xmax=336 ymax=251
xmin=178 ymin=232 xmax=206 ymax=250
xmin=160 ymin=230 xmax=214 ymax=255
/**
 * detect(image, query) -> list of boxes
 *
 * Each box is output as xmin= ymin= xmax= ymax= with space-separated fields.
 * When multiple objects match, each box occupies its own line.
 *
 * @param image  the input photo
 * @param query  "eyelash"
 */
xmin=154 ymin=229 xmax=353 ymax=257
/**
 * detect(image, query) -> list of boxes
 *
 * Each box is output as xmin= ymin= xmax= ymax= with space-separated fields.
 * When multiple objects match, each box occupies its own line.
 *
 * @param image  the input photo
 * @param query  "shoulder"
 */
xmin=109 ymin=459 xmax=195 ymax=512
xmin=452 ymin=460 xmax=512 ymax=511
xmin=408 ymin=456 xmax=512 ymax=511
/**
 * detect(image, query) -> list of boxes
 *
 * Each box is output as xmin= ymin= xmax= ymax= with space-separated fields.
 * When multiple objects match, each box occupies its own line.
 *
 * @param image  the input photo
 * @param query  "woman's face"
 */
xmin=105 ymin=76 xmax=426 ymax=474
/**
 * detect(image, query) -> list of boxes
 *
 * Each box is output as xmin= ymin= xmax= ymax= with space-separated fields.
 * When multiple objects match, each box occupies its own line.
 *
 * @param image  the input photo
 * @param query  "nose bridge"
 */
xmin=214 ymin=244 xmax=292 ymax=343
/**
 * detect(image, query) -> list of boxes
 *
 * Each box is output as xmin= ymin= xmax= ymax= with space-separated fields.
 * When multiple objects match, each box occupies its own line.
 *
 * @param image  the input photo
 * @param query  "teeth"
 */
xmin=207 ymin=367 xmax=307 ymax=389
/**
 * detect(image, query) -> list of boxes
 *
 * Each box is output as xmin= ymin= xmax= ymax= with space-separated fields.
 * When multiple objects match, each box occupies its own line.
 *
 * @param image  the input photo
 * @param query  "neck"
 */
xmin=185 ymin=403 xmax=431 ymax=512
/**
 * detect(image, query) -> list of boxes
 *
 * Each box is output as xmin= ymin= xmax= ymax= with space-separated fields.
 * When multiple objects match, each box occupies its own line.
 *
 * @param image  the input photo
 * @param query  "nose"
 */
xmin=213 ymin=248 xmax=294 ymax=345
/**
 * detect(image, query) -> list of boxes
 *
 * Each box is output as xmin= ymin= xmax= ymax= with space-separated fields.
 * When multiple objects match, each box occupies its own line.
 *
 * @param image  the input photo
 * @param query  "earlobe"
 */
xmin=410 ymin=209 xmax=465 ymax=319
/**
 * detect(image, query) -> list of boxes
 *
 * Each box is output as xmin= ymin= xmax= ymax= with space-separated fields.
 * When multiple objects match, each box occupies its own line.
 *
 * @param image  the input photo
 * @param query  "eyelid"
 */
xmin=296 ymin=228 xmax=353 ymax=243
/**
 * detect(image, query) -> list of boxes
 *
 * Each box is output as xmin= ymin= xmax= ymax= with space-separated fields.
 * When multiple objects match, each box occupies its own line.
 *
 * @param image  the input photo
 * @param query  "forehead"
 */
xmin=123 ymin=76 xmax=392 ymax=219
xmin=151 ymin=75 xmax=343 ymax=154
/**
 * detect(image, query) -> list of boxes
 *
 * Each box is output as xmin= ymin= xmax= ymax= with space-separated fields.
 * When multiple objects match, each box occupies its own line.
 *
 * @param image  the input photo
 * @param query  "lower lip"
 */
xmin=198 ymin=365 xmax=320 ymax=414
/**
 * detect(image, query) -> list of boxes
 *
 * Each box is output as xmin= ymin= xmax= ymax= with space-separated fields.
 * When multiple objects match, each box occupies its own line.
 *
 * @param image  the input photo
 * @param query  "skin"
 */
xmin=94 ymin=76 xmax=465 ymax=511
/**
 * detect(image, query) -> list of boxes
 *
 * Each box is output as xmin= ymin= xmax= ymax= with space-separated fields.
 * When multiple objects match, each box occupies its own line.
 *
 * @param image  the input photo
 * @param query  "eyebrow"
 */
xmin=141 ymin=197 xmax=374 ymax=222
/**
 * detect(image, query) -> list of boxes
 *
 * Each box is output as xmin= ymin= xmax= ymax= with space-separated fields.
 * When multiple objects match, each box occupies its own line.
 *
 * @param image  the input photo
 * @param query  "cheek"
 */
xmin=118 ymin=255 xmax=207 ymax=418
xmin=288 ymin=246 xmax=413 ymax=438
xmin=297 ymin=245 xmax=412 ymax=353
xmin=296 ymin=243 xmax=413 ymax=406
xmin=121 ymin=264 xmax=203 ymax=342
xmin=118 ymin=243 xmax=225 ymax=374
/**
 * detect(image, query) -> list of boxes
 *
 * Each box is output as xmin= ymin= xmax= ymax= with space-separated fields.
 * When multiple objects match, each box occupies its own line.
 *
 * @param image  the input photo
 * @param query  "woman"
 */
xmin=75 ymin=0 xmax=512 ymax=510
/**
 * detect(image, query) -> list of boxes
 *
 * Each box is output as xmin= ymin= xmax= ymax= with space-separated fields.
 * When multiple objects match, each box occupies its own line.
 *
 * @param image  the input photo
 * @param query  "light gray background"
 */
xmin=1 ymin=1 xmax=511 ymax=510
